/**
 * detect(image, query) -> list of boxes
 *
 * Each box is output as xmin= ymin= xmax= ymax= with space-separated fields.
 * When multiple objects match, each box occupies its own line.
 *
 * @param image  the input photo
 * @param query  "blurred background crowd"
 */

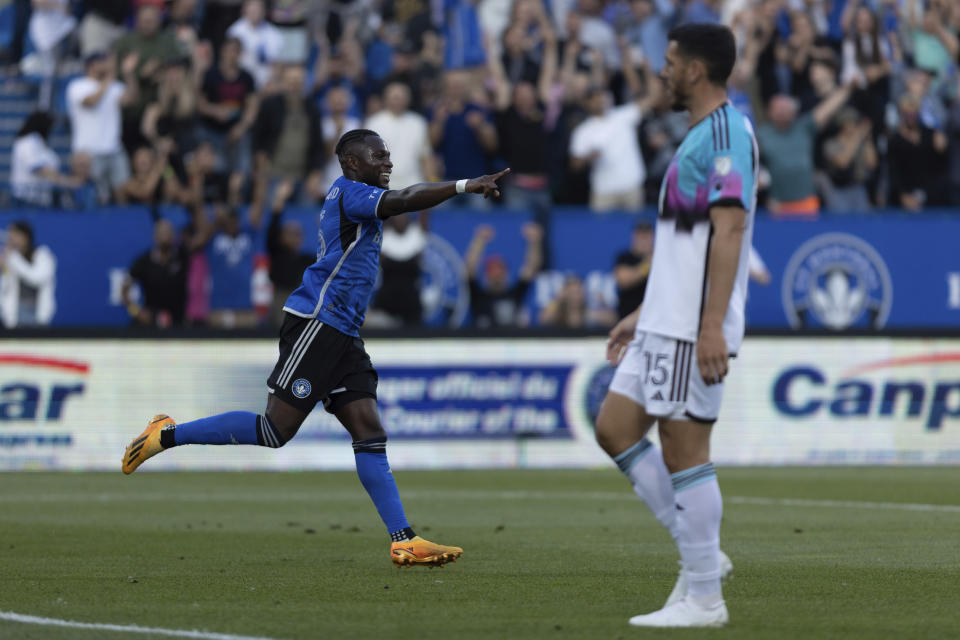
xmin=0 ymin=0 xmax=957 ymax=330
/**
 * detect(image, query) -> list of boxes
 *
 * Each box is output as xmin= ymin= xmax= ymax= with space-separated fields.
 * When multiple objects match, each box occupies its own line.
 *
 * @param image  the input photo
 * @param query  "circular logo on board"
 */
xmin=782 ymin=233 xmax=893 ymax=330
xmin=420 ymin=232 xmax=469 ymax=328
xmin=583 ymin=365 xmax=616 ymax=430
xmin=292 ymin=378 xmax=312 ymax=399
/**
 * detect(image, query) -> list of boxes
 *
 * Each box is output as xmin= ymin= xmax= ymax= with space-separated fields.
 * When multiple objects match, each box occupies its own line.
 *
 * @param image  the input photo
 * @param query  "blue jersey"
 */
xmin=637 ymin=103 xmax=758 ymax=352
xmin=208 ymin=227 xmax=255 ymax=310
xmin=283 ymin=176 xmax=386 ymax=336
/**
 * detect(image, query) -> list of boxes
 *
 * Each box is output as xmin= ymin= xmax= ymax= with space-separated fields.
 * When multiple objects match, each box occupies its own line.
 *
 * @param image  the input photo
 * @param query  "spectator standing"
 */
xmin=197 ymin=37 xmax=259 ymax=200
xmin=429 ymin=71 xmax=498 ymax=208
xmin=227 ymin=0 xmax=282 ymax=89
xmin=821 ymin=107 xmax=877 ymax=212
xmin=613 ymin=221 xmax=653 ymax=320
xmin=141 ymin=58 xmax=199 ymax=176
xmin=888 ymin=93 xmax=949 ymax=211
xmin=113 ymin=0 xmax=184 ymax=149
xmin=206 ymin=209 xmax=258 ymax=328
xmin=0 ymin=221 xmax=56 ymax=328
xmin=488 ymin=13 xmax=558 ymax=224
xmin=252 ymin=65 xmax=324 ymax=208
xmin=66 ymin=52 xmax=139 ymax=204
xmin=79 ymin=0 xmax=130 ymax=57
xmin=756 ymin=83 xmax=853 ymax=216
xmin=569 ymin=80 xmax=657 ymax=212
xmin=365 ymin=82 xmax=435 ymax=189
xmin=464 ymin=223 xmax=543 ymax=329
xmin=124 ymin=219 xmax=188 ymax=328
xmin=11 ymin=111 xmax=79 ymax=207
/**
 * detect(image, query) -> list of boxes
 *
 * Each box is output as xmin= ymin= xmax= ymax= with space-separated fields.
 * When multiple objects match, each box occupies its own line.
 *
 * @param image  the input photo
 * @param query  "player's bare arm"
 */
xmin=698 ymin=205 xmax=747 ymax=385
xmin=377 ymin=168 xmax=511 ymax=219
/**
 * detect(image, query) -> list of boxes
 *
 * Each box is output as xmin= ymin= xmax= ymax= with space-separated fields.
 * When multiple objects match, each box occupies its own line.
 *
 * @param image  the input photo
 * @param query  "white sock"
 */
xmin=672 ymin=462 xmax=723 ymax=608
xmin=614 ymin=439 xmax=680 ymax=540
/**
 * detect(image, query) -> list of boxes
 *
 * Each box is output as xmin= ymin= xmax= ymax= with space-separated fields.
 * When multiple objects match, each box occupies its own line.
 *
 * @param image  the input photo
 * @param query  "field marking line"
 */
xmin=726 ymin=495 xmax=960 ymax=513
xmin=0 ymin=610 xmax=281 ymax=640
xmin=1 ymin=489 xmax=959 ymax=513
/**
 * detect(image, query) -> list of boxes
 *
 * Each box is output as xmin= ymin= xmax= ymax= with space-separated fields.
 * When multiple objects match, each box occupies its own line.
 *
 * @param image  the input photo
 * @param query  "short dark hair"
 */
xmin=335 ymin=128 xmax=380 ymax=161
xmin=10 ymin=220 xmax=35 ymax=253
xmin=667 ymin=23 xmax=736 ymax=86
xmin=17 ymin=111 xmax=54 ymax=140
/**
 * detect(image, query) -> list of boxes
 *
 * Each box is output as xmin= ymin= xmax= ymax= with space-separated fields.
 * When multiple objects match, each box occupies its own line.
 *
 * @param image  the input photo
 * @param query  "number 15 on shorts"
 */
xmin=642 ymin=350 xmax=670 ymax=387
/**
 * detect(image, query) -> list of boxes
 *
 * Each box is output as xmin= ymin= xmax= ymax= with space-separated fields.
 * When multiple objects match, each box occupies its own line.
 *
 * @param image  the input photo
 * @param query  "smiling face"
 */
xmin=343 ymin=136 xmax=393 ymax=189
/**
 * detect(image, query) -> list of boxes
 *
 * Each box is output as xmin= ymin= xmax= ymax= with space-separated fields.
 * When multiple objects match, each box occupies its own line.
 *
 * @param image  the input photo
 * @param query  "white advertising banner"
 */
xmin=0 ymin=337 xmax=958 ymax=470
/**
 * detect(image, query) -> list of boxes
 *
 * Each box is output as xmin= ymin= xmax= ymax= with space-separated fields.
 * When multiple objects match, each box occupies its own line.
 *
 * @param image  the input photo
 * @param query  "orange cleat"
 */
xmin=121 ymin=414 xmax=174 ymax=475
xmin=391 ymin=536 xmax=463 ymax=568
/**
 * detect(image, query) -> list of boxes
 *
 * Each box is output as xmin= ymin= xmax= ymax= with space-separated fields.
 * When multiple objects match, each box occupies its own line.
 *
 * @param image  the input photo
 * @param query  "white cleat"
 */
xmin=664 ymin=550 xmax=733 ymax=608
xmin=629 ymin=598 xmax=729 ymax=628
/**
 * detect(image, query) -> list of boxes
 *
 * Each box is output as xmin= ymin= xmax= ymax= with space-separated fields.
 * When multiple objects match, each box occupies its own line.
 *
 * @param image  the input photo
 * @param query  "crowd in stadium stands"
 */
xmin=1 ymin=0 xmax=959 ymax=328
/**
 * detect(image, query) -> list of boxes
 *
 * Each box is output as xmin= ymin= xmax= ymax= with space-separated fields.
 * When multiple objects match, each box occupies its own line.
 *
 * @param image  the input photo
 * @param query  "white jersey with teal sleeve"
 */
xmin=636 ymin=103 xmax=758 ymax=353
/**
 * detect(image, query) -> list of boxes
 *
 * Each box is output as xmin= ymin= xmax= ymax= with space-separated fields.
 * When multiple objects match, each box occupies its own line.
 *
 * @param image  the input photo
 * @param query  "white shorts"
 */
xmin=608 ymin=331 xmax=724 ymax=423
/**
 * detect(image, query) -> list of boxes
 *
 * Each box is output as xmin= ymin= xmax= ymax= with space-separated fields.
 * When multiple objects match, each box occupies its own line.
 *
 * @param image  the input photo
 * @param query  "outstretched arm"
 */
xmin=377 ymin=169 xmax=510 ymax=218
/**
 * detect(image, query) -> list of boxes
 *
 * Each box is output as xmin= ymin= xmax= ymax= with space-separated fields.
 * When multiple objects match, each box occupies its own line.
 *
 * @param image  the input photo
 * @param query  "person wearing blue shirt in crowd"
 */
xmin=429 ymin=70 xmax=499 ymax=209
xmin=122 ymin=127 xmax=509 ymax=568
xmin=206 ymin=209 xmax=258 ymax=328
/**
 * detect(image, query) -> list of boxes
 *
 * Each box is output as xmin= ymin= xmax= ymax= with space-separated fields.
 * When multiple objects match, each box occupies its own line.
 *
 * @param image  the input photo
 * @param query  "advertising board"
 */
xmin=0 ymin=337 xmax=958 ymax=470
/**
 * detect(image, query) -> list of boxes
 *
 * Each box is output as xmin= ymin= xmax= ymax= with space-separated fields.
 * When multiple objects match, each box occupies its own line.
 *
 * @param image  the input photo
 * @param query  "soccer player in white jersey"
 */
xmin=595 ymin=23 xmax=758 ymax=628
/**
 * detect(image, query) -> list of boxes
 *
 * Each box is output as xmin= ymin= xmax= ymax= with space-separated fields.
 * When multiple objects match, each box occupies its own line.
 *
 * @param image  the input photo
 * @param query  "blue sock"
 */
xmin=353 ymin=438 xmax=414 ymax=540
xmin=169 ymin=411 xmax=281 ymax=447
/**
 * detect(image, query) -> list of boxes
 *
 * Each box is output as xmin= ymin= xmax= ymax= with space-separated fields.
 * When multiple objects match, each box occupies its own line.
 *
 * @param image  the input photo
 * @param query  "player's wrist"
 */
xmin=455 ymin=179 xmax=468 ymax=194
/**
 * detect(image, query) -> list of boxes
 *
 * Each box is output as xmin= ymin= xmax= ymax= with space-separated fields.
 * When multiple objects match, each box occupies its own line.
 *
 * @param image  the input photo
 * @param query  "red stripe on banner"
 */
xmin=842 ymin=353 xmax=960 ymax=377
xmin=0 ymin=355 xmax=90 ymax=374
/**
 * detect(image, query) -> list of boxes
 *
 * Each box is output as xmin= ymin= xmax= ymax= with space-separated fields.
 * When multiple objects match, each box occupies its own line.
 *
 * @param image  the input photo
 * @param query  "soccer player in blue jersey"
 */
xmin=595 ymin=24 xmax=758 ymax=627
xmin=122 ymin=129 xmax=509 ymax=567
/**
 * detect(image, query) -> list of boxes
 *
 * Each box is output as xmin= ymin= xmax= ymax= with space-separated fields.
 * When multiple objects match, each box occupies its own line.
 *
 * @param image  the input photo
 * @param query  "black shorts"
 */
xmin=266 ymin=314 xmax=378 ymax=414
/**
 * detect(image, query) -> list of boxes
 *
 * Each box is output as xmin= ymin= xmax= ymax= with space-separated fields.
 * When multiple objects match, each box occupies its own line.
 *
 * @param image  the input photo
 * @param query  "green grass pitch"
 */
xmin=1 ymin=468 xmax=959 ymax=639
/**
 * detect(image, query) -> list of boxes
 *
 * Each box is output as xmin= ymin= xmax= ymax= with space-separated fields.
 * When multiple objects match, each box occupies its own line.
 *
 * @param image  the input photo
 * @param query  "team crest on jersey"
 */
xmin=714 ymin=156 xmax=732 ymax=176
xmin=782 ymin=233 xmax=893 ymax=330
xmin=292 ymin=378 xmax=312 ymax=399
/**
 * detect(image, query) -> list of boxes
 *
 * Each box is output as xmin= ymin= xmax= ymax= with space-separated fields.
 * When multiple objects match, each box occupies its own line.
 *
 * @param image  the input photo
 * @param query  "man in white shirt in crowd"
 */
xmin=364 ymin=82 xmax=435 ymax=190
xmin=66 ymin=51 xmax=139 ymax=205
xmin=0 ymin=221 xmax=56 ymax=328
xmin=570 ymin=86 xmax=648 ymax=212
xmin=227 ymin=0 xmax=282 ymax=89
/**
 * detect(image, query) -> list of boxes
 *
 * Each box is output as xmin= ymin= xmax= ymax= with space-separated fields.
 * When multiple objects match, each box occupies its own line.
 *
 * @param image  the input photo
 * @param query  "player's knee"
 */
xmin=261 ymin=411 xmax=299 ymax=447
